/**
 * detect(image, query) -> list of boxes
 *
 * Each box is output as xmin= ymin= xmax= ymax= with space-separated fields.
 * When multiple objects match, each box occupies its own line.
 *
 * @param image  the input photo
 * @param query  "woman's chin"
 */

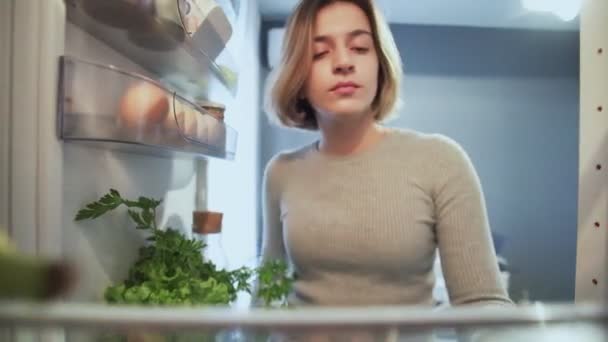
xmin=325 ymin=108 xmax=370 ymax=121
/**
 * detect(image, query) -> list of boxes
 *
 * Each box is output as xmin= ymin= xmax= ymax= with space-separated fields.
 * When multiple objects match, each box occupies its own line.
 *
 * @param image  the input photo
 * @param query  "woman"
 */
xmin=260 ymin=0 xmax=512 ymax=308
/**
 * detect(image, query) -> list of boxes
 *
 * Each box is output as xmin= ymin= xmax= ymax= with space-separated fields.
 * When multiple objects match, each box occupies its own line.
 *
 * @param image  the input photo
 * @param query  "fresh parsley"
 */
xmin=255 ymin=259 xmax=294 ymax=307
xmin=76 ymin=189 xmax=293 ymax=307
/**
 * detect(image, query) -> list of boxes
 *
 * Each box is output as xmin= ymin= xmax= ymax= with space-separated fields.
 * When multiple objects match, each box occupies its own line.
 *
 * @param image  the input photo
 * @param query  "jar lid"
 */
xmin=192 ymin=210 xmax=223 ymax=234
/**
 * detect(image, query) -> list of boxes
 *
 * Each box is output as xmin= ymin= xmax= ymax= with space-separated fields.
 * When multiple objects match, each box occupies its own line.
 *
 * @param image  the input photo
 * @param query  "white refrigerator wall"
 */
xmin=206 ymin=0 xmax=261 ymax=271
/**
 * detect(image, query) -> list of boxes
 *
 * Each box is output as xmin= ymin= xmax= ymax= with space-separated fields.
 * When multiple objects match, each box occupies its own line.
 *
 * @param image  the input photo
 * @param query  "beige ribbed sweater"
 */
xmin=261 ymin=127 xmax=512 ymax=307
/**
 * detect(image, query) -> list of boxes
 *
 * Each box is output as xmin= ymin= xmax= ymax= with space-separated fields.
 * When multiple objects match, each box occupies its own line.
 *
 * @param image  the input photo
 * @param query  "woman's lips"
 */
xmin=330 ymin=82 xmax=361 ymax=95
xmin=332 ymin=85 xmax=359 ymax=95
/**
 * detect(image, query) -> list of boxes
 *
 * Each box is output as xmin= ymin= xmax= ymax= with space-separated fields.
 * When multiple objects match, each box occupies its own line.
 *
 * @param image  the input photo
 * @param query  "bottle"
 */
xmin=192 ymin=211 xmax=228 ymax=270
xmin=192 ymin=212 xmax=242 ymax=341
xmin=202 ymin=232 xmax=229 ymax=271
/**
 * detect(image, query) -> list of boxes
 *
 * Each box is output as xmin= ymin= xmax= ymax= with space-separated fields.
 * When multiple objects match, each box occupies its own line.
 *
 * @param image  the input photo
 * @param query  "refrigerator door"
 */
xmin=4 ymin=0 xmax=66 ymax=258
xmin=1 ymin=0 xmax=232 ymax=304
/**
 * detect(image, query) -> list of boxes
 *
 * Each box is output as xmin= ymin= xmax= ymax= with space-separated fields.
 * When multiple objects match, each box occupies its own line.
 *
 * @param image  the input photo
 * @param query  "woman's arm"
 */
xmin=261 ymin=154 xmax=287 ymax=262
xmin=432 ymin=137 xmax=513 ymax=306
xmin=251 ymin=154 xmax=287 ymax=306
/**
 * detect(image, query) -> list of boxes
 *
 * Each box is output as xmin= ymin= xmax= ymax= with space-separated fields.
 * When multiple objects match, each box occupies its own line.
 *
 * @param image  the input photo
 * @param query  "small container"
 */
xmin=192 ymin=211 xmax=228 ymax=269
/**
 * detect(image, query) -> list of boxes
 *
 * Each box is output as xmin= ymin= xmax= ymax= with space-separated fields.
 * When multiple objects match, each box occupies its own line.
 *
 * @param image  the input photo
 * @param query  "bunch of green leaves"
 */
xmin=76 ymin=189 xmax=293 ymax=308
xmin=75 ymin=189 xmax=160 ymax=231
xmin=103 ymin=229 xmax=234 ymax=305
xmin=255 ymin=260 xmax=294 ymax=307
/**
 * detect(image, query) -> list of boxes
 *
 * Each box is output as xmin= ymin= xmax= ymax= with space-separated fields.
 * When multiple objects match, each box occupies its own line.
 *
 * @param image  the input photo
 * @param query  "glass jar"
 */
xmin=192 ymin=211 xmax=228 ymax=270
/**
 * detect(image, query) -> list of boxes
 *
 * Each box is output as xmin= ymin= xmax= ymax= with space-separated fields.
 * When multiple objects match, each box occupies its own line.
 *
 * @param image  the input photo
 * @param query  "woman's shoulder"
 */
xmin=387 ymin=127 xmax=467 ymax=159
xmin=268 ymin=142 xmax=316 ymax=164
xmin=388 ymin=128 xmax=476 ymax=183
xmin=263 ymin=142 xmax=317 ymax=177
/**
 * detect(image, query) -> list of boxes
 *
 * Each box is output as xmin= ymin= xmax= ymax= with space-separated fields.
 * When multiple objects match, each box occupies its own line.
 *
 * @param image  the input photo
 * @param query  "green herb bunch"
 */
xmin=255 ymin=259 xmax=294 ymax=307
xmin=76 ymin=189 xmax=292 ymax=307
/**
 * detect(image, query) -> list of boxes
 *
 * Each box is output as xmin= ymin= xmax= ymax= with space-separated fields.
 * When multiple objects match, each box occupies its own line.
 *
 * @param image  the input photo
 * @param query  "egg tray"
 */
xmin=57 ymin=55 xmax=237 ymax=160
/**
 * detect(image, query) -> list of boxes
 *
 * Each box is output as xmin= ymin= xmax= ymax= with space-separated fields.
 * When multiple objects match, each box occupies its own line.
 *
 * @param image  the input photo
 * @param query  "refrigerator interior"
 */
xmin=1 ymin=0 xmax=605 ymax=341
xmin=61 ymin=21 xmax=201 ymax=303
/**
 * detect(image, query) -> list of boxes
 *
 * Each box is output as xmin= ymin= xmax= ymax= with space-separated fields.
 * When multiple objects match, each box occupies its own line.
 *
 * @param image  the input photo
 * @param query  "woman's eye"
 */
xmin=352 ymin=47 xmax=369 ymax=53
xmin=313 ymin=51 xmax=328 ymax=59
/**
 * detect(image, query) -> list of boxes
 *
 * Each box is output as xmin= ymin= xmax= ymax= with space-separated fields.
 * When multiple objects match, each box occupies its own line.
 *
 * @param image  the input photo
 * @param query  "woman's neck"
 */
xmin=317 ymin=115 xmax=385 ymax=156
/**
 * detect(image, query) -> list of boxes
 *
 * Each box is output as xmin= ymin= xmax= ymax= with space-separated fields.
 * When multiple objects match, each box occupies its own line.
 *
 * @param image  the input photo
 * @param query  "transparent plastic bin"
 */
xmin=66 ymin=0 xmax=239 ymax=101
xmin=58 ymin=55 xmax=237 ymax=160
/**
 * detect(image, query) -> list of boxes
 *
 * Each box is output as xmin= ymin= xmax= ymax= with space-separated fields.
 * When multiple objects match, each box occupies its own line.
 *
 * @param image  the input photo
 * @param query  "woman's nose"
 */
xmin=334 ymin=63 xmax=355 ymax=74
xmin=333 ymin=48 xmax=355 ymax=74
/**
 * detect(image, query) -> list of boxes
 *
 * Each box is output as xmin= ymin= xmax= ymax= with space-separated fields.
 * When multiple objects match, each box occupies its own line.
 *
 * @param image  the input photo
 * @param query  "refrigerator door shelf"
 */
xmin=58 ymin=56 xmax=237 ymax=160
xmin=66 ymin=0 xmax=239 ymax=100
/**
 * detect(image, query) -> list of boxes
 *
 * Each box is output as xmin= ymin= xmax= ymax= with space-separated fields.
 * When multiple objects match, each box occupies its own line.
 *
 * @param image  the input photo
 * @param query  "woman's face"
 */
xmin=303 ymin=1 xmax=379 ymax=123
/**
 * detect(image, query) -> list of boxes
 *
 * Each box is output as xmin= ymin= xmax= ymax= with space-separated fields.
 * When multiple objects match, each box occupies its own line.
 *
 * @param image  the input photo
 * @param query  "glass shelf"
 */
xmin=0 ymin=302 xmax=607 ymax=341
xmin=58 ymin=56 xmax=237 ymax=160
xmin=65 ymin=0 xmax=240 ymax=103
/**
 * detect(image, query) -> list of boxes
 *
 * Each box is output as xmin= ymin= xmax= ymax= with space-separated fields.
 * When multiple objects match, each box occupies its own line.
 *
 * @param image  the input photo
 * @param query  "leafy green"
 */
xmin=75 ymin=189 xmax=123 ymax=221
xmin=255 ymin=260 xmax=294 ymax=307
xmin=76 ymin=189 xmax=293 ymax=307
xmin=76 ymin=189 xmax=160 ymax=230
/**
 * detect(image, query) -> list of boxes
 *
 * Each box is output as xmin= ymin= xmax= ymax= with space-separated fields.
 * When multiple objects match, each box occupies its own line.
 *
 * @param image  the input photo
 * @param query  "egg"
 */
xmin=167 ymin=101 xmax=199 ymax=139
xmin=204 ymin=115 xmax=226 ymax=147
xmin=181 ymin=107 xmax=200 ymax=137
xmin=198 ymin=104 xmax=226 ymax=148
xmin=119 ymin=82 xmax=170 ymax=128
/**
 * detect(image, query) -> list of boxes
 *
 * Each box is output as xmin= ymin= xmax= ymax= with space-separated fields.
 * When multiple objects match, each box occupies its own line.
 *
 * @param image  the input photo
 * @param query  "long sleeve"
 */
xmin=251 ymin=155 xmax=287 ymax=307
xmin=433 ymin=137 xmax=513 ymax=306
xmin=261 ymin=154 xmax=287 ymax=262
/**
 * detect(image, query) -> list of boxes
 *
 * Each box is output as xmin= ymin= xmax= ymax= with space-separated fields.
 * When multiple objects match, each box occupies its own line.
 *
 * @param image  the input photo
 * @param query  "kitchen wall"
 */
xmin=257 ymin=22 xmax=579 ymax=303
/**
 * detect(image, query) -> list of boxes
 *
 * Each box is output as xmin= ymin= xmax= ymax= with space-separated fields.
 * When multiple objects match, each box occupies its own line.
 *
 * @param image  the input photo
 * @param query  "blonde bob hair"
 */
xmin=265 ymin=0 xmax=403 ymax=130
